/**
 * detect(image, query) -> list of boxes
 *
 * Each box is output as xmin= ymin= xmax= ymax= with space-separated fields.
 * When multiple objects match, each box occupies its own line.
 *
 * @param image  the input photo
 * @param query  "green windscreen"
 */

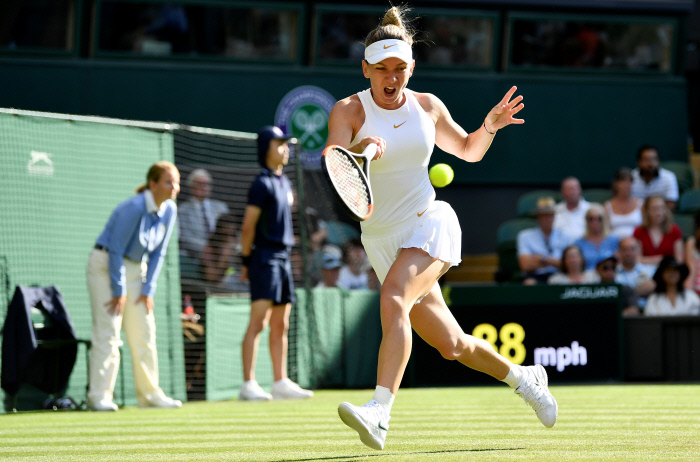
xmin=0 ymin=111 xmax=186 ymax=411
xmin=205 ymin=288 xmax=381 ymax=401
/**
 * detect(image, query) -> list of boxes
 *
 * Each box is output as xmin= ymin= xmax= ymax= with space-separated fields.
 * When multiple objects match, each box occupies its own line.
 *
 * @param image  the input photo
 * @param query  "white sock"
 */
xmin=372 ymin=386 xmax=395 ymax=414
xmin=502 ymin=364 xmax=525 ymax=388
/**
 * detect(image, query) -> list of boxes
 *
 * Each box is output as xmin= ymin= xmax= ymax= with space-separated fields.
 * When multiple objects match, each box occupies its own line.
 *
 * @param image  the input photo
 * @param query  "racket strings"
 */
xmin=326 ymin=149 xmax=370 ymax=217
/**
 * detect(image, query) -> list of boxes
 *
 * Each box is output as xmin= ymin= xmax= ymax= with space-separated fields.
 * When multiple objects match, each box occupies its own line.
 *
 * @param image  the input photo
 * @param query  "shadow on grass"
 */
xmin=269 ymin=447 xmax=526 ymax=462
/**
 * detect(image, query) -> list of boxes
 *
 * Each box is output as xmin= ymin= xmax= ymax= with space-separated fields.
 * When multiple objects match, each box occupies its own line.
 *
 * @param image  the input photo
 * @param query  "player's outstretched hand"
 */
xmin=484 ymin=86 xmax=524 ymax=133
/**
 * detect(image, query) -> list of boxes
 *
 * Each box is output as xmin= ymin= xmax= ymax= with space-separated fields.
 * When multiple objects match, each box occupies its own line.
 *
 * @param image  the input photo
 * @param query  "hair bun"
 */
xmin=365 ymin=5 xmax=415 ymax=47
xmin=382 ymin=7 xmax=403 ymax=28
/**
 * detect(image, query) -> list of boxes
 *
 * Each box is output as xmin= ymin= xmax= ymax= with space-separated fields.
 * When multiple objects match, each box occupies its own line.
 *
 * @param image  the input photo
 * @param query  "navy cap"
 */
xmin=257 ymin=126 xmax=293 ymax=167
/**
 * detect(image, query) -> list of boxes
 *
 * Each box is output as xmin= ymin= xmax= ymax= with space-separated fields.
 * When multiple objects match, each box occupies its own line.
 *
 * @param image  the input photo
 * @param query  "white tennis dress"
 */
xmin=350 ymin=88 xmax=462 ymax=283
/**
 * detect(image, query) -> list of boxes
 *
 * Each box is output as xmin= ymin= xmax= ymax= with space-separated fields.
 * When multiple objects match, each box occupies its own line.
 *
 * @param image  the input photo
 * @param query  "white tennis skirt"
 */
xmin=361 ymin=200 xmax=462 ymax=283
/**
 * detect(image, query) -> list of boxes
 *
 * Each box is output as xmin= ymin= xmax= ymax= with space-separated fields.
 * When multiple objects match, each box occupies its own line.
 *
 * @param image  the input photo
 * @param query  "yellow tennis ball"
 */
xmin=429 ymin=163 xmax=454 ymax=188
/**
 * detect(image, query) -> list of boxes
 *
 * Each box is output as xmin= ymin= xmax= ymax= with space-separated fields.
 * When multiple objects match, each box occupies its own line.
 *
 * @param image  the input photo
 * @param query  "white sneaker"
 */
xmin=239 ymin=380 xmax=272 ymax=401
xmin=271 ymin=378 xmax=314 ymax=400
xmin=515 ymin=365 xmax=558 ymax=428
xmin=338 ymin=400 xmax=390 ymax=450
xmin=89 ymin=400 xmax=118 ymax=412
xmin=141 ymin=396 xmax=182 ymax=408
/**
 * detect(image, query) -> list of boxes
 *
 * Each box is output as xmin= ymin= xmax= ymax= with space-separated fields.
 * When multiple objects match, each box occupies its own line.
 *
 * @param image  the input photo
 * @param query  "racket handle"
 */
xmin=363 ymin=143 xmax=378 ymax=159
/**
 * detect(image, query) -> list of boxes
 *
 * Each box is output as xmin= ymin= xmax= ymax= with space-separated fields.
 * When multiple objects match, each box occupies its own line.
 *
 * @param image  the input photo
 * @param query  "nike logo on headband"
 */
xmin=383 ymin=44 xmax=396 ymax=49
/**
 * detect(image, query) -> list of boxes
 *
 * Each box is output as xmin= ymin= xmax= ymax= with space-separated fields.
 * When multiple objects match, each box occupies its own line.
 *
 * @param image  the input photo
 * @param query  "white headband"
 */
xmin=364 ymin=39 xmax=413 ymax=65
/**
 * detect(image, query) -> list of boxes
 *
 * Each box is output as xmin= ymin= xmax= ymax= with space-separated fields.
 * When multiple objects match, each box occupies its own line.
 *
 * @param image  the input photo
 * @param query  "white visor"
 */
xmin=364 ymin=39 xmax=413 ymax=64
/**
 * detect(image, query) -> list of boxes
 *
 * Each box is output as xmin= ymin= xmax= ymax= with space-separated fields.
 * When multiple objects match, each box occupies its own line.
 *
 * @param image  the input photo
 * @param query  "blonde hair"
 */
xmin=584 ymin=203 xmax=610 ymax=238
xmin=364 ymin=6 xmax=415 ymax=48
xmin=641 ymin=195 xmax=672 ymax=233
xmin=135 ymin=161 xmax=179 ymax=193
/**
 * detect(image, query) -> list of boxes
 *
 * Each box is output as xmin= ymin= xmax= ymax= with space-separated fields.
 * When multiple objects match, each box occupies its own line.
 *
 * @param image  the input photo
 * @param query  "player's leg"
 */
xmin=239 ymin=299 xmax=273 ymax=400
xmin=409 ymin=284 xmax=510 ymax=379
xmin=376 ymin=247 xmax=450 ymax=393
xmin=410 ymin=284 xmax=558 ymax=428
xmin=339 ymin=247 xmax=447 ymax=450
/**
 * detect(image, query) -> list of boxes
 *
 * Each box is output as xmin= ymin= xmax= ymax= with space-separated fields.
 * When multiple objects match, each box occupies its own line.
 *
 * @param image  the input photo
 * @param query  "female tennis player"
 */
xmin=328 ymin=6 xmax=558 ymax=450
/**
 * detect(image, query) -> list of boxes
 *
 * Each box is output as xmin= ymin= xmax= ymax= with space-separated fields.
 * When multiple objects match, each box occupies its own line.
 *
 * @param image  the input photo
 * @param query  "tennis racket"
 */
xmin=321 ymin=143 xmax=377 ymax=222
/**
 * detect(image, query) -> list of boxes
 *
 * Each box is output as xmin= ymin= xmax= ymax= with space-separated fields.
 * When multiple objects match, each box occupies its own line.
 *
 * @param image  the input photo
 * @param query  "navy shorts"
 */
xmin=249 ymin=248 xmax=296 ymax=305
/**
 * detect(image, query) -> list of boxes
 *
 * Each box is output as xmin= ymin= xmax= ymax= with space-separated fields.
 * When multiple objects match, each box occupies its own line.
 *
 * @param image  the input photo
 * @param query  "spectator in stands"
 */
xmin=631 ymin=145 xmax=679 ymax=210
xmin=338 ymin=238 xmax=370 ymax=290
xmin=553 ymin=176 xmax=590 ymax=240
xmin=87 ymin=161 xmax=182 ymax=411
xmin=604 ymin=167 xmax=643 ymax=239
xmin=178 ymin=169 xmax=230 ymax=262
xmin=200 ymin=214 xmax=248 ymax=292
xmin=238 ymin=125 xmax=313 ymax=401
xmin=518 ymin=197 xmax=574 ymax=285
xmin=306 ymin=206 xmax=329 ymax=252
xmin=594 ymin=255 xmax=618 ymax=283
xmin=575 ymin=203 xmax=620 ymax=270
xmin=305 ymin=206 xmax=330 ymax=286
xmin=547 ymin=245 xmax=598 ymax=284
xmin=645 ymin=256 xmax=700 ymax=316
xmin=685 ymin=210 xmax=700 ymax=296
xmin=633 ymin=195 xmax=684 ymax=266
xmin=316 ymin=245 xmax=343 ymax=288
xmin=615 ymin=237 xmax=656 ymax=315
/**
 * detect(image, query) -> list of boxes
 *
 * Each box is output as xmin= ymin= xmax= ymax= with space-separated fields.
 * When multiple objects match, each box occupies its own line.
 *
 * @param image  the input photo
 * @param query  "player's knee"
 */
xmin=436 ymin=337 xmax=469 ymax=361
xmin=380 ymin=281 xmax=410 ymax=314
xmin=380 ymin=292 xmax=408 ymax=321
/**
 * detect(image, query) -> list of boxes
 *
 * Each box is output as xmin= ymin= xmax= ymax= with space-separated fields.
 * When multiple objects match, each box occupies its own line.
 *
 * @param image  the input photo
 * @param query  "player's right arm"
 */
xmin=327 ymin=96 xmax=386 ymax=159
xmin=239 ymin=205 xmax=262 ymax=281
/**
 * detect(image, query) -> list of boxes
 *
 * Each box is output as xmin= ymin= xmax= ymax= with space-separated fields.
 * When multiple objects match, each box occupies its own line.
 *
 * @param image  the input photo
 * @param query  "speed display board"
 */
xmin=407 ymin=284 xmax=622 ymax=386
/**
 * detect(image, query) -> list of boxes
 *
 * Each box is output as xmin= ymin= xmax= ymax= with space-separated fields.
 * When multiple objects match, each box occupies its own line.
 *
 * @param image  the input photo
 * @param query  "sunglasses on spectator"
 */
xmin=599 ymin=264 xmax=615 ymax=271
xmin=586 ymin=216 xmax=603 ymax=221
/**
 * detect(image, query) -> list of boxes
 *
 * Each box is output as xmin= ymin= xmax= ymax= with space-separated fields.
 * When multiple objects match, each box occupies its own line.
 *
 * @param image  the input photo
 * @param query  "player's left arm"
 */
xmin=431 ymin=86 xmax=524 ymax=163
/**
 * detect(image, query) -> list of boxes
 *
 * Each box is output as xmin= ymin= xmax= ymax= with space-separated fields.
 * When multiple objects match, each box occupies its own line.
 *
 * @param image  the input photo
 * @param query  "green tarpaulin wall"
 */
xmin=0 ymin=112 xmax=186 ymax=412
xmin=205 ymin=288 xmax=381 ymax=401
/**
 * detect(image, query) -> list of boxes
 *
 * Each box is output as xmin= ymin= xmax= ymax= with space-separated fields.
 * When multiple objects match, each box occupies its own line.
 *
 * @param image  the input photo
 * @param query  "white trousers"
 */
xmin=86 ymin=249 xmax=167 ymax=406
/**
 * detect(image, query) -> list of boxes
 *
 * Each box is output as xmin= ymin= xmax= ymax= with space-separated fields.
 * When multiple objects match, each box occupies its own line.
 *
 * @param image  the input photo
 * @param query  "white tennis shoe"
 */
xmin=515 ymin=365 xmax=558 ymax=428
xmin=89 ymin=399 xmax=118 ymax=412
xmin=239 ymin=380 xmax=272 ymax=401
xmin=338 ymin=400 xmax=390 ymax=450
xmin=141 ymin=396 xmax=182 ymax=408
xmin=271 ymin=378 xmax=314 ymax=399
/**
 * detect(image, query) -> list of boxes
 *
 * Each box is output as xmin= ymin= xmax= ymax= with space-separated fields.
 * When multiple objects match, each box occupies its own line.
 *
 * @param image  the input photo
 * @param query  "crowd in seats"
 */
xmin=499 ymin=144 xmax=700 ymax=317
xmin=177 ymin=167 xmax=378 ymax=297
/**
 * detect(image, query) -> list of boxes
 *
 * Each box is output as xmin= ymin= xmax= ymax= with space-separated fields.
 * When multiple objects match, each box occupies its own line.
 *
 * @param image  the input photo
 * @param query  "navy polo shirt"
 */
xmin=248 ymin=168 xmax=295 ymax=250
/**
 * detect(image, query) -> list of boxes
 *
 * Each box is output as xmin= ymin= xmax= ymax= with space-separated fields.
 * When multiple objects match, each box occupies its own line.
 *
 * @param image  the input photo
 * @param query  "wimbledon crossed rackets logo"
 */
xmin=275 ymin=85 xmax=336 ymax=169
xmin=292 ymin=107 xmax=327 ymax=147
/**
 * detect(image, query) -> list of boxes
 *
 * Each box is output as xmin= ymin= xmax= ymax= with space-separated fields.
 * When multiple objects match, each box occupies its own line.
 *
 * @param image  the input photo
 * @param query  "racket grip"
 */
xmin=363 ymin=143 xmax=378 ymax=159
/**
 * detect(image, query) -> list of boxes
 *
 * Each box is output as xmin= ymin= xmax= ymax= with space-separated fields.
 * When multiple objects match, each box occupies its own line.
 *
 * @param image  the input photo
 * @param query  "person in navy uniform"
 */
xmin=238 ymin=126 xmax=313 ymax=401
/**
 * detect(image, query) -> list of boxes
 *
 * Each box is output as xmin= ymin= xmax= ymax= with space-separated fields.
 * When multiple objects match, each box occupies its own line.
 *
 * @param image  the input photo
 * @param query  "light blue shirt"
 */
xmin=96 ymin=190 xmax=177 ymax=297
xmin=616 ymin=263 xmax=656 ymax=308
xmin=517 ymin=227 xmax=573 ymax=275
xmin=575 ymin=235 xmax=620 ymax=270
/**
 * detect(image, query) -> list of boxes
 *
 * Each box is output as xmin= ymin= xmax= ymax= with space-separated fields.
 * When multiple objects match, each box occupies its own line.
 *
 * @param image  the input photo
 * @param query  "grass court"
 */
xmin=1 ymin=384 xmax=698 ymax=461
